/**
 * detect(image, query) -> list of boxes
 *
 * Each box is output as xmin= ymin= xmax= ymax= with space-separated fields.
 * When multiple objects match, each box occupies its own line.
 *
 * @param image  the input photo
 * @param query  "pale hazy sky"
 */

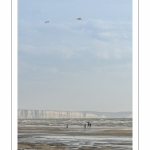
xmin=18 ymin=0 xmax=132 ymax=112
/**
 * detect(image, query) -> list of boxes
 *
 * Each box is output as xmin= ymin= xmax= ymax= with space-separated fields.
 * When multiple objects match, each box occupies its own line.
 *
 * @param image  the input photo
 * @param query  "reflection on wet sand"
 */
xmin=18 ymin=125 xmax=132 ymax=150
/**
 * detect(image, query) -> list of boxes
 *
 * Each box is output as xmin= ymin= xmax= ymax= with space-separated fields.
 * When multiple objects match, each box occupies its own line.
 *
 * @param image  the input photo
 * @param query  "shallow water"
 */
xmin=18 ymin=135 xmax=132 ymax=150
xmin=18 ymin=118 xmax=132 ymax=150
xmin=18 ymin=118 xmax=132 ymax=127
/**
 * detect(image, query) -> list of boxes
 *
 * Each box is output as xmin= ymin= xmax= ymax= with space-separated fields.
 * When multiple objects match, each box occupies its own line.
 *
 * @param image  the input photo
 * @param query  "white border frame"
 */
xmin=9 ymin=0 xmax=139 ymax=149
xmin=133 ymin=0 xmax=139 ymax=149
xmin=12 ymin=0 xmax=18 ymax=149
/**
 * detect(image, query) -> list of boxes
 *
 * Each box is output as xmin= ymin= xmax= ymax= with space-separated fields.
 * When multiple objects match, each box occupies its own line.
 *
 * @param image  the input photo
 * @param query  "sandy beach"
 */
xmin=18 ymin=126 xmax=132 ymax=136
xmin=18 ymin=125 xmax=132 ymax=150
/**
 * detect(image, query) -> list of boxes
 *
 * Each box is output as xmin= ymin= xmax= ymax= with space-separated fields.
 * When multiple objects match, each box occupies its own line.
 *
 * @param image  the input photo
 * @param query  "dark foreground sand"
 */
xmin=18 ymin=126 xmax=132 ymax=150
xmin=18 ymin=142 xmax=66 ymax=150
xmin=18 ymin=142 xmax=132 ymax=150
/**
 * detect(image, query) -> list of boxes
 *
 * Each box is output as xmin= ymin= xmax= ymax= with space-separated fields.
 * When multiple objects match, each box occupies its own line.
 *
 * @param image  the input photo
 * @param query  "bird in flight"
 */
xmin=45 ymin=21 xmax=49 ymax=23
xmin=76 ymin=18 xmax=82 ymax=20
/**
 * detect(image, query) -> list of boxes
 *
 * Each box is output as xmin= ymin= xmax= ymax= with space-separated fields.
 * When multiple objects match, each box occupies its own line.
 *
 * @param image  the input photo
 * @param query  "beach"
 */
xmin=18 ymin=118 xmax=132 ymax=150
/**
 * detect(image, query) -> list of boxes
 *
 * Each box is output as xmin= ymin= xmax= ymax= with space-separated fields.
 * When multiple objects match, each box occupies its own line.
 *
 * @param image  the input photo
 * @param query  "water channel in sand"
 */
xmin=18 ymin=118 xmax=132 ymax=150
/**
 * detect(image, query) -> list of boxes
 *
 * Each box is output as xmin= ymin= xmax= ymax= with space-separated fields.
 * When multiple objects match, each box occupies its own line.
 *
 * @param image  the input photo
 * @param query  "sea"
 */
xmin=18 ymin=118 xmax=132 ymax=127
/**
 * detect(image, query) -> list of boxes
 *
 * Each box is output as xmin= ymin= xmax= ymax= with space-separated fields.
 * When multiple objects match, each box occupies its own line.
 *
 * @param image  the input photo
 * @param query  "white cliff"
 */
xmin=18 ymin=110 xmax=100 ymax=118
xmin=18 ymin=110 xmax=132 ymax=118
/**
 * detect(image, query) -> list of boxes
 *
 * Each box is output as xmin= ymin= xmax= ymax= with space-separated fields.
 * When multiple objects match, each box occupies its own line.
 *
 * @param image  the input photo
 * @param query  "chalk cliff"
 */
xmin=18 ymin=110 xmax=132 ymax=118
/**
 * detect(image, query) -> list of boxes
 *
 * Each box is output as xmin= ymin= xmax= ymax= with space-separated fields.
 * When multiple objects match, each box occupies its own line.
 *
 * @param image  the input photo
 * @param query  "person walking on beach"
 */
xmin=89 ymin=123 xmax=91 ymax=128
xmin=87 ymin=122 xmax=90 ymax=127
xmin=66 ymin=124 xmax=68 ymax=128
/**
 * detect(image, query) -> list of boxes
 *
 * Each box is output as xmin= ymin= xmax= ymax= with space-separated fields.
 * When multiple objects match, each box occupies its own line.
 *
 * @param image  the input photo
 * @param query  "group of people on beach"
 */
xmin=84 ymin=122 xmax=92 ymax=129
xmin=66 ymin=121 xmax=92 ymax=129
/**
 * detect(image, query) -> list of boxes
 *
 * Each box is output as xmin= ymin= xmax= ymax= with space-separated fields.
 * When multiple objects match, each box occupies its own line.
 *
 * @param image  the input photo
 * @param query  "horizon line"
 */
xmin=18 ymin=109 xmax=132 ymax=113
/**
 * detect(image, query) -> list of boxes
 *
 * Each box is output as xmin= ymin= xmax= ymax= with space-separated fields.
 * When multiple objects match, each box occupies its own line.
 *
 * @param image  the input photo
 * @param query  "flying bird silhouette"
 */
xmin=45 ymin=21 xmax=49 ymax=23
xmin=76 ymin=18 xmax=82 ymax=20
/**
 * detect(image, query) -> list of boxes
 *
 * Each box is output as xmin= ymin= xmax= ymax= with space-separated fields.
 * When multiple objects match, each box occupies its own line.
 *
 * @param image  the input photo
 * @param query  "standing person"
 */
xmin=84 ymin=124 xmax=86 ymax=129
xmin=87 ymin=122 xmax=90 ymax=127
xmin=89 ymin=123 xmax=91 ymax=128
xmin=66 ymin=124 xmax=68 ymax=128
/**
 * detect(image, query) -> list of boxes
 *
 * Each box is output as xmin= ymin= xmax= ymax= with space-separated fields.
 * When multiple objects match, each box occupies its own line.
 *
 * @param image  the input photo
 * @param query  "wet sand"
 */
xmin=18 ymin=142 xmax=66 ymax=150
xmin=18 ymin=142 xmax=132 ymax=150
xmin=18 ymin=126 xmax=132 ymax=150
xmin=18 ymin=126 xmax=132 ymax=136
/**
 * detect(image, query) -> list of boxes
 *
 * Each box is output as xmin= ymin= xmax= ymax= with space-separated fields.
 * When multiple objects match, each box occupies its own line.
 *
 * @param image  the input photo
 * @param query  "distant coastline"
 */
xmin=18 ymin=109 xmax=132 ymax=119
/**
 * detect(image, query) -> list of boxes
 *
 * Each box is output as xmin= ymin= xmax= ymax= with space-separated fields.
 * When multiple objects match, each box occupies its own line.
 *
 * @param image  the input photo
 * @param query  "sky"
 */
xmin=18 ymin=0 xmax=132 ymax=112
